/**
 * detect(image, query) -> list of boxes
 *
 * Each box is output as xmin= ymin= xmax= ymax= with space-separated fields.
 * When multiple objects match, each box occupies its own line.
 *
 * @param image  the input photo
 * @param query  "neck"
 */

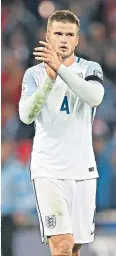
xmin=62 ymin=53 xmax=75 ymax=66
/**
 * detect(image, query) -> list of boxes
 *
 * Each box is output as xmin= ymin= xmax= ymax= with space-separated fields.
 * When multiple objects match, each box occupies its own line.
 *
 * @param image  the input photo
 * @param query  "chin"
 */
xmin=58 ymin=51 xmax=70 ymax=58
xmin=61 ymin=53 xmax=71 ymax=59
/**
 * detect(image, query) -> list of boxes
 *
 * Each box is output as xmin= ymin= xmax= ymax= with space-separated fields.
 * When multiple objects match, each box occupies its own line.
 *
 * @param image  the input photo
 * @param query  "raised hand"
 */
xmin=33 ymin=41 xmax=62 ymax=72
xmin=44 ymin=63 xmax=57 ymax=80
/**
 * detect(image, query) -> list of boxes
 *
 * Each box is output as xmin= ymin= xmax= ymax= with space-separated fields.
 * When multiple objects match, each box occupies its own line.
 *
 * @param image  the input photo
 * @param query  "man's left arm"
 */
xmin=57 ymin=62 xmax=104 ymax=107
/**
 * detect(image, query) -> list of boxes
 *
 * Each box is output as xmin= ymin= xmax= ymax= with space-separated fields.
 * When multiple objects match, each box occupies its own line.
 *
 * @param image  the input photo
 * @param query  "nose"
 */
xmin=60 ymin=34 xmax=67 ymax=44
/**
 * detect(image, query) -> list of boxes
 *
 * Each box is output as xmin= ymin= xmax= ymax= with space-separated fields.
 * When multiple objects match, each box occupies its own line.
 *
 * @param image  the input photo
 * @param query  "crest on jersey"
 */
xmin=77 ymin=72 xmax=83 ymax=78
xmin=45 ymin=215 xmax=56 ymax=229
xmin=93 ymin=70 xmax=103 ymax=80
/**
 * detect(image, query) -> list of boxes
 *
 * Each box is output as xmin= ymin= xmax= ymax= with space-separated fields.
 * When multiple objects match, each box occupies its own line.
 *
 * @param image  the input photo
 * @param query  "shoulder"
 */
xmin=34 ymin=62 xmax=45 ymax=72
xmin=76 ymin=57 xmax=103 ymax=80
xmin=77 ymin=57 xmax=102 ymax=70
xmin=85 ymin=60 xmax=103 ymax=80
xmin=87 ymin=60 xmax=102 ymax=72
xmin=24 ymin=62 xmax=45 ymax=77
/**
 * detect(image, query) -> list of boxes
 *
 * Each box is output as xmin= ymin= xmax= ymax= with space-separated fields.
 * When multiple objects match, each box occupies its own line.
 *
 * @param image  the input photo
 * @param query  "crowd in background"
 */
xmin=1 ymin=0 xmax=116 ymax=256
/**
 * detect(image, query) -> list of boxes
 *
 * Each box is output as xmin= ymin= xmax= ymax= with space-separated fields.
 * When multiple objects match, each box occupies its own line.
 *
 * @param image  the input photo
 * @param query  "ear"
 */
xmin=45 ymin=32 xmax=49 ymax=43
xmin=75 ymin=36 xmax=79 ymax=47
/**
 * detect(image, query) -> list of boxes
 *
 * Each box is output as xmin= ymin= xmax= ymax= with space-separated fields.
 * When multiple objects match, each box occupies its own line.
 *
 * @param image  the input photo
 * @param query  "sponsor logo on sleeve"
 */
xmin=93 ymin=70 xmax=103 ymax=80
xmin=77 ymin=72 xmax=83 ymax=78
xmin=45 ymin=215 xmax=56 ymax=229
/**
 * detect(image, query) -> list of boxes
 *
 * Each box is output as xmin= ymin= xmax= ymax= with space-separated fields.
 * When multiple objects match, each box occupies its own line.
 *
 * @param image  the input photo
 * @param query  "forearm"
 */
xmin=57 ymin=64 xmax=104 ymax=107
xmin=19 ymin=77 xmax=55 ymax=124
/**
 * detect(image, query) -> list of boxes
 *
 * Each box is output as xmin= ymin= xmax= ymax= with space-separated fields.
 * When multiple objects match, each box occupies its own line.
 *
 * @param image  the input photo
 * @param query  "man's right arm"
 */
xmin=19 ymin=68 xmax=55 ymax=125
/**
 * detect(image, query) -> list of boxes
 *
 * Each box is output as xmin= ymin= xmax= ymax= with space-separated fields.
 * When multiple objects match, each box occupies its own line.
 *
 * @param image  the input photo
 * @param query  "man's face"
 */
xmin=46 ymin=21 xmax=79 ymax=58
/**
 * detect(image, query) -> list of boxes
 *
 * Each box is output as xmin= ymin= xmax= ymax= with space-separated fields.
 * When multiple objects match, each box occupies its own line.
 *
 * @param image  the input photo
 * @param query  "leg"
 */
xmin=72 ymin=244 xmax=82 ymax=256
xmin=72 ymin=179 xmax=97 ymax=246
xmin=48 ymin=234 xmax=74 ymax=256
xmin=33 ymin=178 xmax=73 ymax=245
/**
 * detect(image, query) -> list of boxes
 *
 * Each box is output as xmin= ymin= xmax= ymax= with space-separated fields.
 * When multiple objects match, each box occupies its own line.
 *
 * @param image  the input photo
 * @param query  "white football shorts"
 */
xmin=33 ymin=177 xmax=97 ymax=244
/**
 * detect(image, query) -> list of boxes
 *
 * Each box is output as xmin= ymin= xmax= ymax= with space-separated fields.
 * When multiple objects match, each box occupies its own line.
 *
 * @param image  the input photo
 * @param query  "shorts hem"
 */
xmin=41 ymin=234 xmax=94 ymax=244
xmin=74 ymin=238 xmax=94 ymax=244
xmin=41 ymin=232 xmax=73 ymax=244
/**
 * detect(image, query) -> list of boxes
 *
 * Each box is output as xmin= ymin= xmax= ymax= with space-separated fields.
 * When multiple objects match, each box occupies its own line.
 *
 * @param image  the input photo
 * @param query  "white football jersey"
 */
xmin=21 ymin=56 xmax=103 ymax=180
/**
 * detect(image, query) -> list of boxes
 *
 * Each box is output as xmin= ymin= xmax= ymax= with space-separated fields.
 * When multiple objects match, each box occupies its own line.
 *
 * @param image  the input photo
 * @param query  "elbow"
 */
xmin=19 ymin=103 xmax=33 ymax=125
xmin=20 ymin=118 xmax=32 ymax=125
xmin=90 ymin=86 xmax=105 ymax=107
xmin=19 ymin=113 xmax=32 ymax=125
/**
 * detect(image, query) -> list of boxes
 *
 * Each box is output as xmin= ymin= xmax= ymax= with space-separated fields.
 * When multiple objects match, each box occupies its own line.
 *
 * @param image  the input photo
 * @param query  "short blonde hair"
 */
xmin=47 ymin=10 xmax=80 ymax=35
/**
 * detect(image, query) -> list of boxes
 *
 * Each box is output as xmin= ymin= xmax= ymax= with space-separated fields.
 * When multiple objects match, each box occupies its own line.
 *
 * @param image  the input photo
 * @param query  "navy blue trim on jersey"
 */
xmin=91 ymin=208 xmax=96 ymax=235
xmin=33 ymin=180 xmax=45 ymax=243
xmin=91 ymin=107 xmax=94 ymax=123
xmin=85 ymin=75 xmax=103 ymax=85
xmin=77 ymin=57 xmax=80 ymax=63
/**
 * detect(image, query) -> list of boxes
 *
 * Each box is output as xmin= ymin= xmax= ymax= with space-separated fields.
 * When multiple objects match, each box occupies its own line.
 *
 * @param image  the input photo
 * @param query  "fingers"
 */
xmin=34 ymin=47 xmax=49 ymax=53
xmin=34 ymin=41 xmax=51 ymax=50
xmin=35 ymin=56 xmax=49 ymax=62
xmin=39 ymin=41 xmax=52 ymax=50
xmin=33 ymin=51 xmax=49 ymax=58
xmin=33 ymin=47 xmax=51 ymax=64
xmin=33 ymin=43 xmax=51 ymax=60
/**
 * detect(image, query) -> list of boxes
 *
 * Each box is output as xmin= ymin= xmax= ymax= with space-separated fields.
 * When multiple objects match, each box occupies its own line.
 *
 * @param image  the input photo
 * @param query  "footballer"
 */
xmin=19 ymin=10 xmax=104 ymax=256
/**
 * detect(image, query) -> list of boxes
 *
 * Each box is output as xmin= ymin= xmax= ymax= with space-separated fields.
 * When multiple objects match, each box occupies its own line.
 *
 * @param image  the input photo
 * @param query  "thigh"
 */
xmin=72 ymin=179 xmax=97 ymax=244
xmin=33 ymin=178 xmax=72 ymax=243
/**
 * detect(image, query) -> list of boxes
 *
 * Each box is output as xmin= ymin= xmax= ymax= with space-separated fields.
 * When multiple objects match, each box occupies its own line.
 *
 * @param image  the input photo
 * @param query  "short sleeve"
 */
xmin=20 ymin=67 xmax=37 ymax=99
xmin=85 ymin=62 xmax=103 ymax=85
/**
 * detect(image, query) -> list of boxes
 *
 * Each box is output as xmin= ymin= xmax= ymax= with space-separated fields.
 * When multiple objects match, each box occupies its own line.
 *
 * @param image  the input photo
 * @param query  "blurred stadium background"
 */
xmin=1 ymin=0 xmax=116 ymax=255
